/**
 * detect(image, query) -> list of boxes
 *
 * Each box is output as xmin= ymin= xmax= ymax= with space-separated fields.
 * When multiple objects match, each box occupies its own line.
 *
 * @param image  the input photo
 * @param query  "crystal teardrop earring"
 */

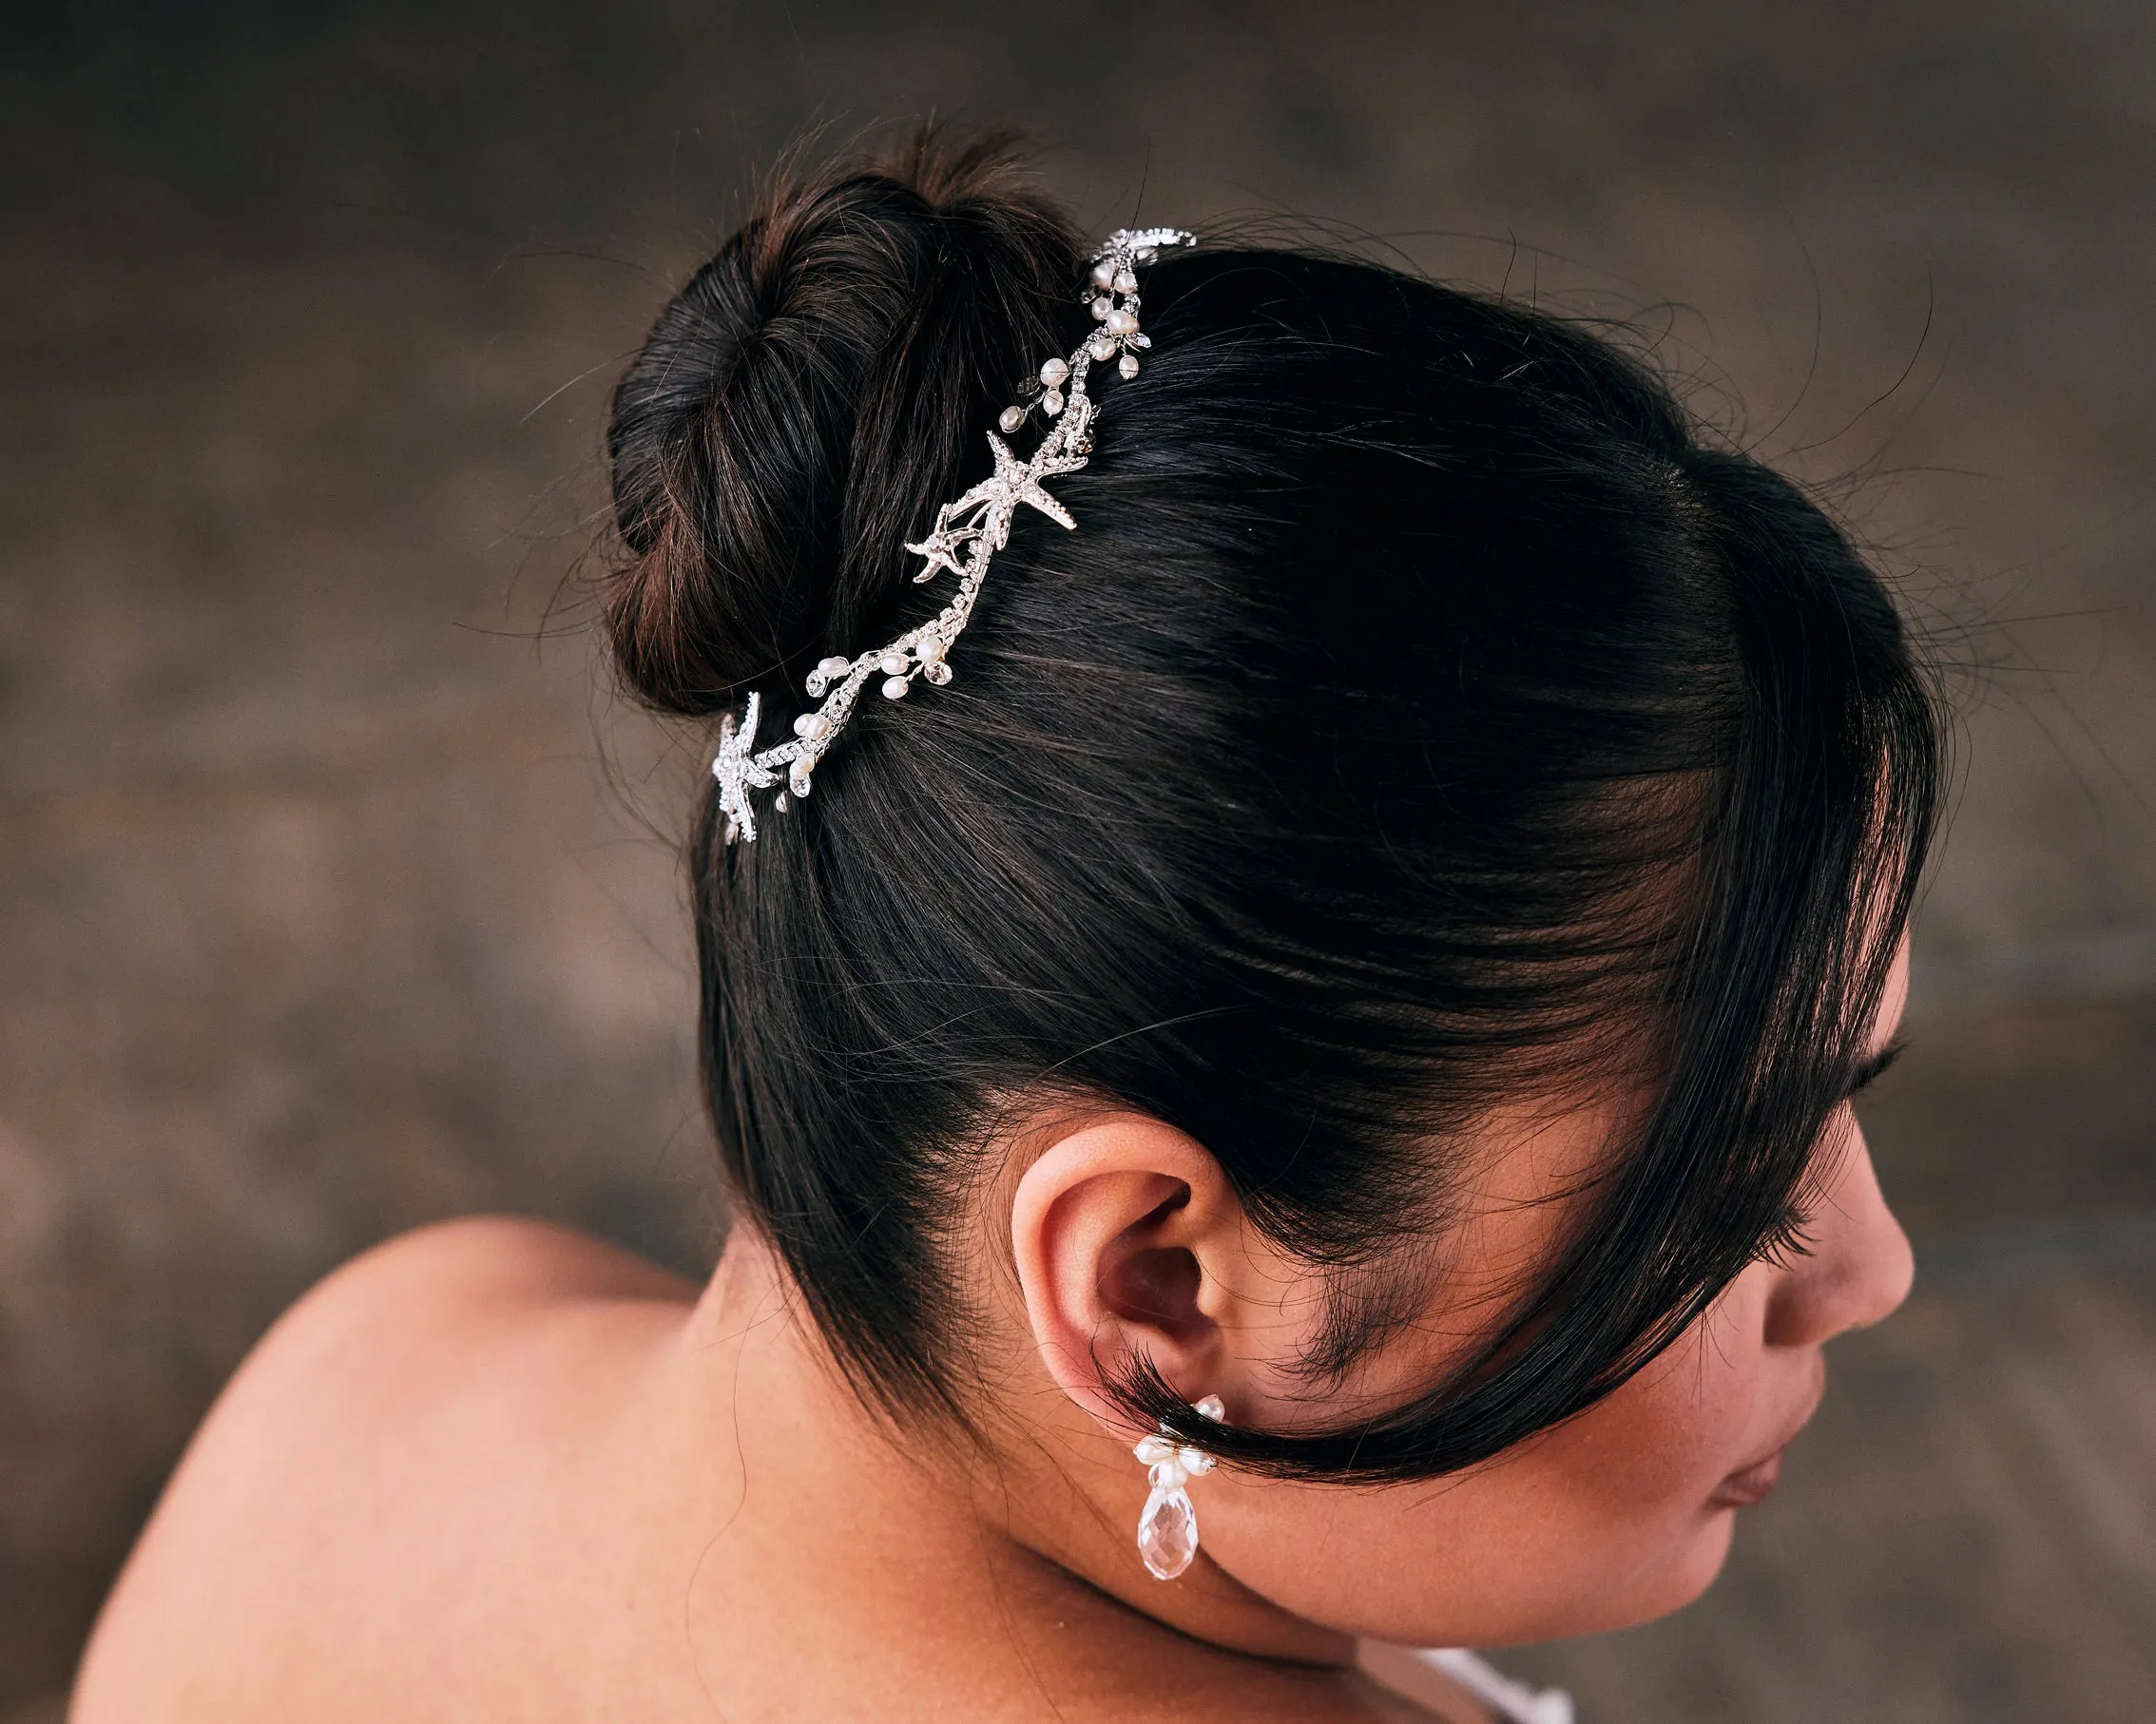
xmin=1132 ymin=1394 xmax=1225 ymax=1580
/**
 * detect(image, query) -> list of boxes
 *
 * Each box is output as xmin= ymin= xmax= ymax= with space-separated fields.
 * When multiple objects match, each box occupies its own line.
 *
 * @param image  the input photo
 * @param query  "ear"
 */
xmin=1010 ymin=1114 xmax=1271 ymax=1434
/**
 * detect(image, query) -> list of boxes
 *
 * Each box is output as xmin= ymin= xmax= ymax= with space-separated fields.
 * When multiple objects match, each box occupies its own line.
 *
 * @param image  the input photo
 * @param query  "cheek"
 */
xmin=1200 ymin=1274 xmax=1776 ymax=1645
xmin=1559 ymin=1289 xmax=1771 ymax=1513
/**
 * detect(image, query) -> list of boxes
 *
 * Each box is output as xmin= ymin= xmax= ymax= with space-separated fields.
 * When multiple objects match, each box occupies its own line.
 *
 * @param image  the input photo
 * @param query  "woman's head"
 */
xmin=603 ymin=127 xmax=1939 ymax=1641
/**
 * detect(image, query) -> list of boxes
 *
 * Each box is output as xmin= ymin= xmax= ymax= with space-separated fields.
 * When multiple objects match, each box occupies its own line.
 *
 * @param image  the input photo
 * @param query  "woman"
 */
xmin=74 ymin=129 xmax=1939 ymax=1722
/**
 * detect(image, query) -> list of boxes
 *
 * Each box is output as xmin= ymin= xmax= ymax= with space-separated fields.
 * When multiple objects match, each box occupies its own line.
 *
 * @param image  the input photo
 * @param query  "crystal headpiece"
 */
xmin=711 ymin=226 xmax=1195 ymax=842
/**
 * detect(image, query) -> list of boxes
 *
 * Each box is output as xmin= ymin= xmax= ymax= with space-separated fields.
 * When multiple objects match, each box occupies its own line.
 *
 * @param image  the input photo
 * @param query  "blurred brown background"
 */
xmin=4 ymin=2 xmax=2154 ymax=1718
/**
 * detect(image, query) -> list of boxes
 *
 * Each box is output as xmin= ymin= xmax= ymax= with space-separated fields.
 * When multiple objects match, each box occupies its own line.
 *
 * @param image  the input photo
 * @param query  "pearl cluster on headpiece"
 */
xmin=994 ymin=239 xmax=1163 ymax=434
xmin=712 ymin=227 xmax=1194 ymax=843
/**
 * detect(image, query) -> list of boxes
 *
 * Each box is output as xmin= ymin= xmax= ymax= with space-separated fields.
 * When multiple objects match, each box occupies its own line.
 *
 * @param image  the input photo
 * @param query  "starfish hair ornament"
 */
xmin=711 ymin=226 xmax=1196 ymax=843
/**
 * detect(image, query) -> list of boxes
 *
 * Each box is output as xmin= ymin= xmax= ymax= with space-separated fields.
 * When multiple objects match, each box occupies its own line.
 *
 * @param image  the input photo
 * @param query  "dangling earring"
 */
xmin=1132 ymin=1393 xmax=1225 ymax=1580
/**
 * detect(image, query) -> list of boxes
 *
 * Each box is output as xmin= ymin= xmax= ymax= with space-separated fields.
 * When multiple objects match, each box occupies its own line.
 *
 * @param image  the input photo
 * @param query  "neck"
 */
xmin=669 ymin=1231 xmax=1354 ymax=1678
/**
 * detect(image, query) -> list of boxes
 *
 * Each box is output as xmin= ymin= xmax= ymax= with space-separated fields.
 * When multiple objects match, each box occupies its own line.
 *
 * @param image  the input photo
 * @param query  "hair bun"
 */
xmin=603 ymin=128 xmax=1083 ymax=716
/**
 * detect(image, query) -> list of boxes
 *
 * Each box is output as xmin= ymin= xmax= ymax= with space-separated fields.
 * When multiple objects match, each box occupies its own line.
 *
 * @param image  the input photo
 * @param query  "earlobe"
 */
xmin=1008 ymin=1116 xmax=1237 ymax=1434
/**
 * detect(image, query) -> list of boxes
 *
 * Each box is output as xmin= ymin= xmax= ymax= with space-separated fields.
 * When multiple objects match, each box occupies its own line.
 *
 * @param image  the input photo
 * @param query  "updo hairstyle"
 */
xmin=603 ymin=127 xmax=1941 ymax=1483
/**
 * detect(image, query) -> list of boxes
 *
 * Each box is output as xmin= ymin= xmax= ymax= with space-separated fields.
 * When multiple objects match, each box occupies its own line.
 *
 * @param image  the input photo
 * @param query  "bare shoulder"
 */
xmin=106 ymin=1215 xmax=693 ymax=1515
xmin=289 ymin=1212 xmax=698 ymax=1319
xmin=73 ymin=1216 xmax=697 ymax=1722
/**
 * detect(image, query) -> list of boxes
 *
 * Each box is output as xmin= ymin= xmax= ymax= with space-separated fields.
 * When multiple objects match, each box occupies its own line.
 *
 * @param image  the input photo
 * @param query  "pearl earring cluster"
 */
xmin=1133 ymin=1392 xmax=1226 ymax=1580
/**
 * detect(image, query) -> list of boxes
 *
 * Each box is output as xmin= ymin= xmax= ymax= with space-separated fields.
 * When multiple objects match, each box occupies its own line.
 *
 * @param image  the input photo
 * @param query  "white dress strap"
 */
xmin=1411 ymin=1649 xmax=1574 ymax=1724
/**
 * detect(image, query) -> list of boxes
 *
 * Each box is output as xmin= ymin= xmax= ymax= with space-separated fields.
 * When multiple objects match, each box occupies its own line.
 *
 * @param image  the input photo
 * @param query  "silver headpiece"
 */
xmin=712 ymin=226 xmax=1195 ymax=842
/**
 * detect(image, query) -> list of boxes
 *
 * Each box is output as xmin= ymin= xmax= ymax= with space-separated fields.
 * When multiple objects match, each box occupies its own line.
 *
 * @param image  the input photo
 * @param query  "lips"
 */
xmin=1710 ymin=1356 xmax=1827 ymax=1510
xmin=1708 ymin=1446 xmax=1785 ymax=1508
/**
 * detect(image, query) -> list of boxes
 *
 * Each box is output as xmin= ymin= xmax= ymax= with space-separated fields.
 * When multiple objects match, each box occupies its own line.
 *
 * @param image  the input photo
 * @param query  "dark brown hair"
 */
xmin=602 ymin=126 xmax=1941 ymax=1482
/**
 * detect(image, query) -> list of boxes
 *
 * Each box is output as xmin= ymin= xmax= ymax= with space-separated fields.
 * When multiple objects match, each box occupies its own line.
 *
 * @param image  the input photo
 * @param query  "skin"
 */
xmin=72 ymin=950 xmax=1914 ymax=1723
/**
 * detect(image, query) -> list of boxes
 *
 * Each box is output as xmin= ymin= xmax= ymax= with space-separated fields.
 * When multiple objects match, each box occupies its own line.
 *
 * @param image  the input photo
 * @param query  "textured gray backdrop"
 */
xmin=4 ymin=3 xmax=2154 ymax=1718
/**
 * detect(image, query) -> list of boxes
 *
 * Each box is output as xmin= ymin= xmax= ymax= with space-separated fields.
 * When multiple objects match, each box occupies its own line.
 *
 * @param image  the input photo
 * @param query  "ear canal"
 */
xmin=1100 ymin=1242 xmax=1206 ymax=1340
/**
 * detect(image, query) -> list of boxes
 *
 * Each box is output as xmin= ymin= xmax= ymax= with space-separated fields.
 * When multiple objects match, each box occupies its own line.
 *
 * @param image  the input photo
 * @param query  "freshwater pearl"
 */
xmin=1119 ymin=354 xmax=1140 ymax=379
xmin=817 ymin=655 xmax=851 ymax=677
xmin=1104 ymin=308 xmax=1138 ymax=335
xmin=1089 ymin=334 xmax=1116 ymax=361
xmin=1112 ymin=268 xmax=1137 ymax=294
xmin=1039 ymin=356 xmax=1069 ymax=387
xmin=881 ymin=676 xmax=910 ymax=700
xmin=998 ymin=405 xmax=1026 ymax=433
xmin=1041 ymin=388 xmax=1064 ymax=416
xmin=1091 ymin=259 xmax=1117 ymax=289
xmin=915 ymin=635 xmax=947 ymax=662
xmin=792 ymin=711 xmax=829 ymax=740
xmin=1090 ymin=296 xmax=1112 ymax=320
xmin=879 ymin=651 xmax=909 ymax=676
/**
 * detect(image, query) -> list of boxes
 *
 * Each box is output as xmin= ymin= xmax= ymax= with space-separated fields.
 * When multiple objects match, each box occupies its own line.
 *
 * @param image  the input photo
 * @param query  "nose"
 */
xmin=1763 ymin=1120 xmax=1915 ymax=1349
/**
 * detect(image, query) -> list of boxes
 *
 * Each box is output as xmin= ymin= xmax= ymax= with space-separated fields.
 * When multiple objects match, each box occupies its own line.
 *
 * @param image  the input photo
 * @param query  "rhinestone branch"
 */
xmin=712 ymin=226 xmax=1195 ymax=843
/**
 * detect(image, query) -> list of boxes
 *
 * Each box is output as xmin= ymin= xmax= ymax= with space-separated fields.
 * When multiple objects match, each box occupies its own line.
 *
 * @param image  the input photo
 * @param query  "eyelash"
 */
xmin=1754 ymin=1037 xmax=1913 ymax=1259
xmin=1847 ymin=1035 xmax=1909 ymax=1098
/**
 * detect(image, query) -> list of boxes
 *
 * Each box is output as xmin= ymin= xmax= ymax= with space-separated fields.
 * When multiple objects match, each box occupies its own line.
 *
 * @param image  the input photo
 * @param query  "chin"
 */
xmin=1261 ymin=1508 xmax=1739 ymax=1651
xmin=1583 ymin=1509 xmax=1740 ymax=1638
xmin=1474 ymin=1510 xmax=1741 ymax=1647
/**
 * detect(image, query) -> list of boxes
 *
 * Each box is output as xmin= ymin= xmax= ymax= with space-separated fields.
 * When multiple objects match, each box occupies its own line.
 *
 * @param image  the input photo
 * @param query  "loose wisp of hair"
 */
xmin=603 ymin=126 xmax=1944 ymax=1485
